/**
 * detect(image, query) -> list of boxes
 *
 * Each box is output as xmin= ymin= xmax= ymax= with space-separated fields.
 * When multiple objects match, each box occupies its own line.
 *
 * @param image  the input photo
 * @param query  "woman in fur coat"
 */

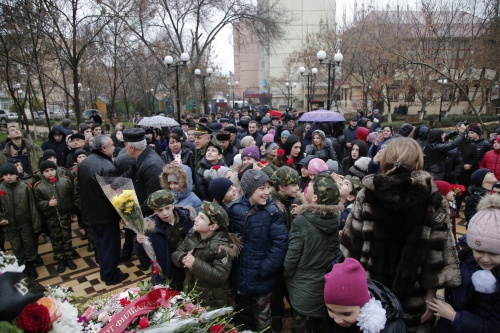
xmin=340 ymin=137 xmax=461 ymax=333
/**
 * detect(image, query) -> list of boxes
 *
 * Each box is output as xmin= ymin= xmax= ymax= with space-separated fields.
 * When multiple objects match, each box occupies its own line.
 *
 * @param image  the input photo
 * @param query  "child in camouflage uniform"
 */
xmin=8 ymin=157 xmax=35 ymax=185
xmin=135 ymin=190 xmax=195 ymax=289
xmin=34 ymin=160 xmax=76 ymax=273
xmin=33 ymin=149 xmax=68 ymax=182
xmin=172 ymin=201 xmax=240 ymax=308
xmin=0 ymin=162 xmax=41 ymax=279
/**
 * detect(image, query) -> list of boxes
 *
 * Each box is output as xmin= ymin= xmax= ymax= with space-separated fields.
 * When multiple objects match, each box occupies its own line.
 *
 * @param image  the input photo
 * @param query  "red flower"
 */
xmin=212 ymin=165 xmax=221 ymax=170
xmin=49 ymin=177 xmax=57 ymax=184
xmin=0 ymin=190 xmax=6 ymax=196
xmin=450 ymin=184 xmax=466 ymax=195
xmin=119 ymin=297 xmax=131 ymax=306
xmin=139 ymin=317 xmax=149 ymax=329
xmin=17 ymin=303 xmax=51 ymax=333
xmin=152 ymin=260 xmax=160 ymax=275
xmin=277 ymin=148 xmax=285 ymax=156
xmin=209 ymin=324 xmax=224 ymax=333
xmin=286 ymin=158 xmax=294 ymax=166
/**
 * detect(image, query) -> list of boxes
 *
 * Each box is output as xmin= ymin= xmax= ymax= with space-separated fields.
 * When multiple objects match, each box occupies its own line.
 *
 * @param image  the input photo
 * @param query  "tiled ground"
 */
xmin=3 ymin=214 xmax=467 ymax=333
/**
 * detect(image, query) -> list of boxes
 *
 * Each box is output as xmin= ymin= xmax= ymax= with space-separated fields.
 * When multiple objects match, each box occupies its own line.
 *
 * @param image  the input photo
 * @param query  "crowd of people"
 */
xmin=0 ymin=107 xmax=499 ymax=333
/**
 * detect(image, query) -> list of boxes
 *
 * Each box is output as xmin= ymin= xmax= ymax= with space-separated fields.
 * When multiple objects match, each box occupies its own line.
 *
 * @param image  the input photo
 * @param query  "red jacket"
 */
xmin=479 ymin=148 xmax=500 ymax=180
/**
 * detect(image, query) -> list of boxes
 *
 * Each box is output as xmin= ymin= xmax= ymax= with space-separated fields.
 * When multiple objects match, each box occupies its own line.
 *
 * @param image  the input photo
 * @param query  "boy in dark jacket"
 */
xmin=136 ymin=190 xmax=194 ymax=289
xmin=336 ymin=175 xmax=363 ymax=231
xmin=34 ymin=160 xmax=76 ymax=273
xmin=0 ymin=163 xmax=41 ymax=279
xmin=226 ymin=169 xmax=288 ymax=333
xmin=464 ymin=168 xmax=497 ymax=224
xmin=172 ymin=201 xmax=241 ymax=308
xmin=195 ymin=138 xmax=225 ymax=201
xmin=33 ymin=149 xmax=68 ymax=182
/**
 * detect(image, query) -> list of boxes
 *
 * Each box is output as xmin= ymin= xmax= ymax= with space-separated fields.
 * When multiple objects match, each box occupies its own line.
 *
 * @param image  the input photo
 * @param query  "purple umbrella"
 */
xmin=298 ymin=110 xmax=345 ymax=123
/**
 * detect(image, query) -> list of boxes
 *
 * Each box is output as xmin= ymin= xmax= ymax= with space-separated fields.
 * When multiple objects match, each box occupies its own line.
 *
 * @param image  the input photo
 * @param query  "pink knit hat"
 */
xmin=263 ymin=133 xmax=275 ymax=143
xmin=308 ymin=158 xmax=328 ymax=173
xmin=324 ymin=258 xmax=371 ymax=306
xmin=467 ymin=195 xmax=500 ymax=254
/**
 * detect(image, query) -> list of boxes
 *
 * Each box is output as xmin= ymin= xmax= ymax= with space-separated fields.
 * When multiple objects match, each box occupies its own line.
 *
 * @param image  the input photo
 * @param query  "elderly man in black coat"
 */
xmin=78 ymin=135 xmax=129 ymax=285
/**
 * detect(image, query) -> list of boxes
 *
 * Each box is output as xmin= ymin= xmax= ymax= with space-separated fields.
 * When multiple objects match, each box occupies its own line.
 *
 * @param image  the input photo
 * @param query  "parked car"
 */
xmin=0 ymin=110 xmax=20 ymax=123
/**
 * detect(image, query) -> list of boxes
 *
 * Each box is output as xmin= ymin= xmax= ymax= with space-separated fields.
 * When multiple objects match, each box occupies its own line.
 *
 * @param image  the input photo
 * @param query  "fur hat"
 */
xmin=240 ymin=169 xmax=269 ymax=197
xmin=271 ymin=166 xmax=300 ymax=188
xmin=216 ymin=131 xmax=231 ymax=142
xmin=39 ymin=160 xmax=57 ymax=173
xmin=42 ymin=149 xmax=57 ymax=161
xmin=208 ymin=178 xmax=234 ymax=204
xmin=324 ymin=258 xmax=371 ymax=306
xmin=146 ymin=190 xmax=175 ymax=210
xmin=0 ymin=163 xmax=18 ymax=176
xmin=313 ymin=173 xmax=340 ymax=205
xmin=434 ymin=180 xmax=452 ymax=197
xmin=348 ymin=156 xmax=371 ymax=179
xmin=471 ymin=168 xmax=490 ymax=187
xmin=467 ymin=195 xmax=500 ymax=254
xmin=468 ymin=123 xmax=482 ymax=136
xmin=241 ymin=146 xmax=260 ymax=162
xmin=308 ymin=158 xmax=329 ymax=173
xmin=200 ymin=201 xmax=229 ymax=230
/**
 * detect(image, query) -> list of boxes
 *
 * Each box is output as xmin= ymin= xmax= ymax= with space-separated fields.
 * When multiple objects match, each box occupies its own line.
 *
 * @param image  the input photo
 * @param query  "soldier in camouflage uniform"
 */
xmin=34 ymin=160 xmax=77 ymax=273
xmin=172 ymin=201 xmax=241 ymax=308
xmin=0 ymin=162 xmax=41 ymax=279
xmin=135 ymin=190 xmax=195 ymax=289
xmin=269 ymin=166 xmax=303 ymax=332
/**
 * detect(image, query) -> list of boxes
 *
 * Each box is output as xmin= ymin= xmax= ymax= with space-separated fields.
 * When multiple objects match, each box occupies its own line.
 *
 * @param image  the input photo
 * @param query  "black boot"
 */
xmin=34 ymin=254 xmax=44 ymax=267
xmin=65 ymin=258 xmax=77 ymax=270
xmin=57 ymin=259 xmax=66 ymax=273
xmin=87 ymin=243 xmax=94 ymax=252
xmin=25 ymin=261 xmax=38 ymax=279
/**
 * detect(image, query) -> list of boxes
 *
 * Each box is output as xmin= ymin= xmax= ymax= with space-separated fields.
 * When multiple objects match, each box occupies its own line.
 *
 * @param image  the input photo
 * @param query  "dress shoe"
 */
xmin=34 ymin=255 xmax=44 ymax=267
xmin=105 ymin=272 xmax=129 ymax=286
xmin=24 ymin=261 xmax=38 ymax=280
xmin=119 ymin=255 xmax=132 ymax=263
xmin=80 ymin=235 xmax=88 ymax=240
xmin=65 ymin=258 xmax=77 ymax=270
xmin=272 ymin=317 xmax=283 ymax=332
xmin=87 ymin=244 xmax=94 ymax=252
xmin=57 ymin=260 xmax=66 ymax=273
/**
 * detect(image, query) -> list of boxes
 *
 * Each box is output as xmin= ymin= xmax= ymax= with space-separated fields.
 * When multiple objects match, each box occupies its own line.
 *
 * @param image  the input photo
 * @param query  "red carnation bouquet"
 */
xmin=450 ymin=184 xmax=466 ymax=196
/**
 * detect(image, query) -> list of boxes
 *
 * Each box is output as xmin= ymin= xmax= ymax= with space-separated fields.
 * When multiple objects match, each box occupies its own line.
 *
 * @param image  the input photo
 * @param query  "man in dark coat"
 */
xmin=78 ymin=135 xmax=129 ymax=285
xmin=41 ymin=125 xmax=67 ymax=166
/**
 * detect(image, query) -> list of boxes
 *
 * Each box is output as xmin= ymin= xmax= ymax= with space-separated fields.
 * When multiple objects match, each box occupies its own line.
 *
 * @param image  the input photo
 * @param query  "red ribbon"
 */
xmin=99 ymin=288 xmax=179 ymax=333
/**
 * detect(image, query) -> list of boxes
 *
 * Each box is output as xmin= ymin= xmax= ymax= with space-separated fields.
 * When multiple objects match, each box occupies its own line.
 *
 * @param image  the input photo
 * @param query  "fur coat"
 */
xmin=340 ymin=170 xmax=461 ymax=333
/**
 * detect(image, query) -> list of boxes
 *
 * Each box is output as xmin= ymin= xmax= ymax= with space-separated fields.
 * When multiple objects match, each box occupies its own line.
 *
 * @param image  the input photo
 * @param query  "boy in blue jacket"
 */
xmin=225 ymin=169 xmax=288 ymax=333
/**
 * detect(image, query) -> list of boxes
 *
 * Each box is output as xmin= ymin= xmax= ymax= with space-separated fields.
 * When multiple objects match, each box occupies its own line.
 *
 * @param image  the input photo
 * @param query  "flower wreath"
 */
xmin=356 ymin=298 xmax=387 ymax=333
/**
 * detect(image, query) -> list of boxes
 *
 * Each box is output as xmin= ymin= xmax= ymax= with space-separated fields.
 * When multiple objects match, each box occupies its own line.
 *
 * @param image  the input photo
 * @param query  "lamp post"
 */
xmin=437 ymin=79 xmax=448 ymax=122
xmin=194 ymin=67 xmax=213 ymax=114
xmin=317 ymin=50 xmax=343 ymax=111
xmin=228 ymin=80 xmax=239 ymax=110
xmin=150 ymin=88 xmax=155 ymax=115
xmin=164 ymin=52 xmax=190 ymax=122
xmin=299 ymin=67 xmax=318 ymax=112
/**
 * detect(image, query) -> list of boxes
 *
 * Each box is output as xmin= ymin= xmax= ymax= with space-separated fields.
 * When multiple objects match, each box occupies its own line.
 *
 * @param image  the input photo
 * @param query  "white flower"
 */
xmin=86 ymin=322 xmax=102 ymax=332
xmin=356 ymin=298 xmax=387 ymax=333
xmin=50 ymin=299 xmax=83 ymax=332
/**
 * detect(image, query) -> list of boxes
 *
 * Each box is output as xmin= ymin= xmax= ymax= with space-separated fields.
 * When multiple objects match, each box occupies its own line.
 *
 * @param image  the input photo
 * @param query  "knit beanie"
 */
xmin=348 ymin=156 xmax=371 ymax=179
xmin=265 ymin=142 xmax=279 ymax=154
xmin=271 ymin=166 xmax=300 ymax=188
xmin=398 ymin=123 xmax=413 ymax=137
xmin=263 ymin=133 xmax=275 ymax=143
xmin=344 ymin=175 xmax=363 ymax=196
xmin=283 ymin=135 xmax=300 ymax=156
xmin=74 ymin=149 xmax=89 ymax=159
xmin=324 ymin=258 xmax=371 ymax=306
xmin=204 ymin=165 xmax=231 ymax=180
xmin=42 ymin=149 xmax=57 ymax=161
xmin=468 ymin=123 xmax=482 ymax=136
xmin=280 ymin=130 xmax=290 ymax=139
xmin=308 ymin=158 xmax=329 ymax=173
xmin=241 ymin=146 xmax=260 ymax=162
xmin=326 ymin=160 xmax=340 ymax=174
xmin=471 ymin=168 xmax=490 ymax=187
xmin=200 ymin=201 xmax=229 ymax=230
xmin=39 ymin=160 xmax=57 ymax=173
xmin=467 ymin=195 xmax=500 ymax=254
xmin=208 ymin=178 xmax=234 ymax=204
xmin=146 ymin=190 xmax=175 ymax=210
xmin=313 ymin=173 xmax=340 ymax=205
xmin=240 ymin=169 xmax=270 ymax=197
xmin=434 ymin=180 xmax=452 ymax=197
xmin=0 ymin=163 xmax=18 ymax=176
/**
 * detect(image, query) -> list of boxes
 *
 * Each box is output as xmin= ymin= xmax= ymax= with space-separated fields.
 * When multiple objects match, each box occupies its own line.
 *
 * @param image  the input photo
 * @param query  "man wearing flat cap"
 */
xmin=193 ymin=123 xmax=213 ymax=175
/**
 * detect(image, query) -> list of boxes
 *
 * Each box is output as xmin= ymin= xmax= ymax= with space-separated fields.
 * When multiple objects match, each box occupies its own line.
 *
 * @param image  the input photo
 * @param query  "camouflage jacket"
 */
xmin=34 ymin=176 xmax=75 ymax=221
xmin=0 ymin=179 xmax=41 ymax=232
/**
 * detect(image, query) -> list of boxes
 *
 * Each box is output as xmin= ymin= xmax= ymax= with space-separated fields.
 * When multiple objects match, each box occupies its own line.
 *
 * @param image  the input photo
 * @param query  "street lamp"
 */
xmin=285 ymin=82 xmax=297 ymax=109
xmin=228 ymin=80 xmax=239 ymax=110
xmin=317 ymin=50 xmax=343 ymax=111
xmin=150 ymin=88 xmax=155 ymax=115
xmin=437 ymin=79 xmax=448 ymax=122
xmin=299 ymin=66 xmax=318 ymax=112
xmin=164 ymin=52 xmax=190 ymax=122
xmin=194 ymin=67 xmax=213 ymax=114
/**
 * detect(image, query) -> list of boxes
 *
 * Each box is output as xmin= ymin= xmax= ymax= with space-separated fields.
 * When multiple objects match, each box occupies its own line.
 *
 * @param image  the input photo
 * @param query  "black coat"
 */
xmin=444 ymin=147 xmax=464 ymax=184
xmin=458 ymin=140 xmax=478 ymax=188
xmin=424 ymin=133 xmax=464 ymax=180
xmin=41 ymin=126 xmax=67 ymax=166
xmin=473 ymin=138 xmax=492 ymax=162
xmin=78 ymin=151 xmax=120 ymax=225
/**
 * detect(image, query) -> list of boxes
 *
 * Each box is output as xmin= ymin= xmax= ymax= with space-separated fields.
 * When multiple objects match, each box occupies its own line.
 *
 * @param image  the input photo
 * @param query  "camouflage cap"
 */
xmin=146 ymin=190 xmax=175 ymax=210
xmin=207 ymin=138 xmax=224 ymax=155
xmin=271 ymin=166 xmax=300 ymax=187
xmin=200 ymin=201 xmax=229 ymax=230
xmin=313 ymin=173 xmax=340 ymax=205
xmin=344 ymin=175 xmax=363 ymax=196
